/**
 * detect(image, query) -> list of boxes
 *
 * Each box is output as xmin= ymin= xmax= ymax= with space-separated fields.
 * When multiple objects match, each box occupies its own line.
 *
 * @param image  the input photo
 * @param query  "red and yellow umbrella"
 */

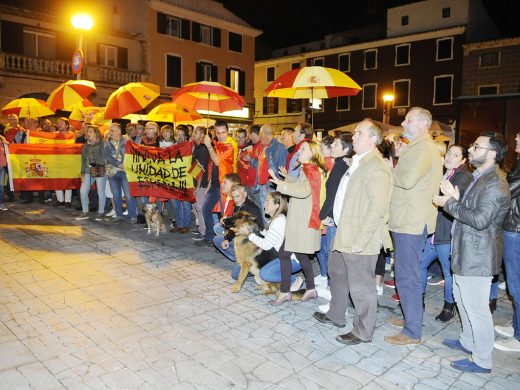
xmin=2 ymin=98 xmax=54 ymax=118
xmin=172 ymin=81 xmax=246 ymax=113
xmin=104 ymin=82 xmax=160 ymax=119
xmin=47 ymin=79 xmax=96 ymax=111
xmin=147 ymin=102 xmax=202 ymax=123
xmin=265 ymin=66 xmax=361 ymax=99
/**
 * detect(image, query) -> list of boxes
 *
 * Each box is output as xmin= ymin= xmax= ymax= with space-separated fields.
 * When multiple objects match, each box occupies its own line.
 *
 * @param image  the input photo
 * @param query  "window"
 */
xmin=309 ymin=98 xmax=323 ymax=112
xmin=228 ymin=32 xmax=242 ymax=53
xmin=226 ymin=68 xmax=245 ymax=95
xmin=433 ymin=75 xmax=453 ymax=105
xmin=192 ymin=23 xmax=220 ymax=47
xmin=480 ymin=52 xmax=499 ymax=67
xmin=337 ymin=96 xmax=350 ymax=111
xmin=157 ymin=12 xmax=190 ymax=40
xmin=362 ymin=84 xmax=377 ymax=109
xmin=393 ymin=79 xmax=410 ymax=107
xmin=313 ymin=57 xmax=324 ymax=67
xmin=364 ymin=49 xmax=377 ymax=70
xmin=338 ymin=53 xmax=350 ymax=72
xmin=263 ymin=97 xmax=278 ymax=115
xmin=401 ymin=15 xmax=409 ymax=26
xmin=291 ymin=62 xmax=301 ymax=70
xmin=98 ymin=44 xmax=117 ymax=67
xmin=436 ymin=37 xmax=453 ymax=61
xmin=166 ymin=54 xmax=182 ymax=88
xmin=442 ymin=7 xmax=451 ymax=18
xmin=196 ymin=62 xmax=217 ymax=82
xmin=266 ymin=67 xmax=275 ymax=82
xmin=395 ymin=44 xmax=410 ymax=66
xmin=479 ymin=85 xmax=499 ymax=95
xmin=23 ymin=29 xmax=56 ymax=59
xmin=287 ymin=99 xmax=302 ymax=113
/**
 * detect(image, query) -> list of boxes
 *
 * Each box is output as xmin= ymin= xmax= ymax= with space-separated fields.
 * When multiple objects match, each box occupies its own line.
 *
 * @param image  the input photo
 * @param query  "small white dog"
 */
xmin=143 ymin=203 xmax=166 ymax=237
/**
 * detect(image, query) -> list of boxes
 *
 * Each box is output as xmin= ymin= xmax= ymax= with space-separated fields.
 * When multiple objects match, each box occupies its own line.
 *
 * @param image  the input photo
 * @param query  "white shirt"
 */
xmin=332 ymin=151 xmax=367 ymax=224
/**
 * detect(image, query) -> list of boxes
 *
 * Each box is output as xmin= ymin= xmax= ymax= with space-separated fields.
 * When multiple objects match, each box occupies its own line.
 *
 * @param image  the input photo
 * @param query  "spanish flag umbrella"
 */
xmin=1 ymin=98 xmax=54 ymax=118
xmin=172 ymin=81 xmax=246 ymax=127
xmin=147 ymin=102 xmax=202 ymax=124
xmin=47 ymin=79 xmax=96 ymax=111
xmin=104 ymin=82 xmax=160 ymax=119
xmin=265 ymin=66 xmax=361 ymax=127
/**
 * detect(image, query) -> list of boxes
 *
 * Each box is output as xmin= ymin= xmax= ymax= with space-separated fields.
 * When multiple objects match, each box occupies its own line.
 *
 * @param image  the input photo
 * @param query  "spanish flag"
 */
xmin=188 ymin=160 xmax=205 ymax=181
xmin=124 ymin=140 xmax=195 ymax=202
xmin=28 ymin=130 xmax=76 ymax=144
xmin=7 ymin=144 xmax=82 ymax=191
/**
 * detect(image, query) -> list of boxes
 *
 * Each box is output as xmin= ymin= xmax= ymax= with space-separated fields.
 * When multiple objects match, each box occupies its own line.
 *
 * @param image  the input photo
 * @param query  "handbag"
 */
xmin=89 ymin=165 xmax=106 ymax=177
xmin=105 ymin=164 xmax=118 ymax=178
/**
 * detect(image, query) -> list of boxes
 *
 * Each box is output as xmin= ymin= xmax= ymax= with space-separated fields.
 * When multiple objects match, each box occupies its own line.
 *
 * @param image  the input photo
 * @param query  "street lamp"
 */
xmin=71 ymin=13 xmax=93 ymax=79
xmin=382 ymin=94 xmax=394 ymax=124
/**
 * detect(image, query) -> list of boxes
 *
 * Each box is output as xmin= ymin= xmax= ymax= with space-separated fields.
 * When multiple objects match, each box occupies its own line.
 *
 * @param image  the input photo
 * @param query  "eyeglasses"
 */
xmin=470 ymin=143 xmax=494 ymax=151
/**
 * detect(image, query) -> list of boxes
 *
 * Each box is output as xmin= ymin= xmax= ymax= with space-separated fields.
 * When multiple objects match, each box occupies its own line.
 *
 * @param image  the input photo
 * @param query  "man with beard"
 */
xmin=434 ymin=132 xmax=510 ymax=373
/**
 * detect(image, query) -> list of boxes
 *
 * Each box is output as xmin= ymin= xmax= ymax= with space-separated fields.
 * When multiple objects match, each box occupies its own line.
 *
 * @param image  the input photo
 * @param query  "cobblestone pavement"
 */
xmin=0 ymin=201 xmax=519 ymax=389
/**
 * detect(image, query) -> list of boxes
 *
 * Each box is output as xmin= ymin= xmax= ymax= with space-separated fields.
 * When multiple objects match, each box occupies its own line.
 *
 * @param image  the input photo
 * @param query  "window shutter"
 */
xmin=192 ymin=23 xmax=201 ymax=42
xmin=1 ymin=21 xmax=23 ymax=54
xmin=196 ymin=62 xmax=204 ymax=82
xmin=274 ymin=98 xmax=279 ymax=114
xmin=225 ymin=68 xmax=231 ymax=87
xmin=262 ymin=97 xmax=267 ymax=115
xmin=118 ymin=47 xmax=128 ymax=69
xmin=167 ymin=55 xmax=181 ymax=87
xmin=211 ymin=65 xmax=218 ymax=82
xmin=181 ymin=19 xmax=190 ymax=40
xmin=238 ymin=70 xmax=245 ymax=96
xmin=96 ymin=44 xmax=101 ymax=65
xmin=212 ymin=28 xmax=221 ymax=47
xmin=157 ymin=12 xmax=167 ymax=34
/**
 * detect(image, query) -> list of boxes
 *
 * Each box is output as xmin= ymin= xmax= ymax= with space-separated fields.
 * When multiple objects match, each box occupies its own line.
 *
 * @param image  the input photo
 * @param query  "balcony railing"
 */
xmin=2 ymin=53 xmax=72 ymax=77
xmin=2 ymin=53 xmax=145 ymax=85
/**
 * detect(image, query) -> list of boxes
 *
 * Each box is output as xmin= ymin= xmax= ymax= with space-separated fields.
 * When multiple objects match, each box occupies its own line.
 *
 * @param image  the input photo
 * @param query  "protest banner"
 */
xmin=7 ymin=143 xmax=82 ymax=191
xmin=28 ymin=130 xmax=76 ymax=144
xmin=124 ymin=141 xmax=195 ymax=201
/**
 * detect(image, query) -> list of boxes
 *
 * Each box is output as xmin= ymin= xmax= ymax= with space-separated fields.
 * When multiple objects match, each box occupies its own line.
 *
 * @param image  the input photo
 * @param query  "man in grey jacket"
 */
xmin=434 ymin=131 xmax=510 ymax=373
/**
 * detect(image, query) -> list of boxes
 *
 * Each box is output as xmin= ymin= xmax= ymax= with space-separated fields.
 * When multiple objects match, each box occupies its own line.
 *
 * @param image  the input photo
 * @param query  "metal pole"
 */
xmin=77 ymin=32 xmax=83 ymax=80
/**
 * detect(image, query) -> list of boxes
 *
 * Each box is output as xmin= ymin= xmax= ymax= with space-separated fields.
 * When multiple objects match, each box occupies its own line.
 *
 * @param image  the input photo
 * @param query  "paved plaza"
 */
xmin=0 ymin=201 xmax=519 ymax=389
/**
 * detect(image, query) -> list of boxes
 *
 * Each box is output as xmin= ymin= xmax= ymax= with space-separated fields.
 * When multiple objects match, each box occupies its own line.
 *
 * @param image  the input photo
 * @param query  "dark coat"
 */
xmin=503 ymin=157 xmax=520 ymax=232
xmin=433 ymin=165 xmax=473 ymax=244
xmin=319 ymin=156 xmax=349 ymax=220
xmin=445 ymin=165 xmax=511 ymax=276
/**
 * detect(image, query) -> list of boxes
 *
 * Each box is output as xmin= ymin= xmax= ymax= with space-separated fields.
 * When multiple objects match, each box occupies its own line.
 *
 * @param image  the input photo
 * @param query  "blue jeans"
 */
xmin=315 ymin=225 xmax=337 ymax=278
xmin=172 ymin=199 xmax=192 ymax=228
xmin=80 ymin=174 xmax=106 ymax=214
xmin=420 ymin=239 xmax=453 ymax=303
xmin=259 ymin=258 xmax=302 ymax=284
xmin=108 ymin=171 xmax=137 ymax=218
xmin=213 ymin=233 xmax=236 ymax=261
xmin=393 ymin=228 xmax=428 ymax=340
xmin=504 ymin=230 xmax=520 ymax=340
xmin=203 ymin=186 xmax=221 ymax=241
xmin=0 ymin=166 xmax=6 ymax=204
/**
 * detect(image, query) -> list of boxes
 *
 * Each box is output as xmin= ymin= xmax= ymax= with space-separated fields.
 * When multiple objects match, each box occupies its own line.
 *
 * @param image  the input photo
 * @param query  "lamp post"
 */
xmin=71 ymin=13 xmax=93 ymax=79
xmin=382 ymin=94 xmax=394 ymax=124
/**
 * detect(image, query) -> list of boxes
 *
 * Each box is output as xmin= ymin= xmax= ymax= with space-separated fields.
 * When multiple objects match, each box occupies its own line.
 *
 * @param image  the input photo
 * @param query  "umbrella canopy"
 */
xmin=172 ymin=81 xmax=246 ymax=113
xmin=47 ymin=80 xmax=96 ymax=111
xmin=265 ymin=66 xmax=361 ymax=99
xmin=104 ymin=82 xmax=160 ymax=119
xmin=2 ymin=98 xmax=54 ymax=118
xmin=147 ymin=102 xmax=202 ymax=123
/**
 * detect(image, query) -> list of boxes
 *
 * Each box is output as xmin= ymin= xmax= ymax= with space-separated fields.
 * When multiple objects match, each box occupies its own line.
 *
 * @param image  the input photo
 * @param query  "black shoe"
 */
xmin=65 ymin=202 xmax=72 ymax=208
xmin=489 ymin=299 xmax=497 ymax=314
xmin=436 ymin=301 xmax=456 ymax=322
xmin=313 ymin=312 xmax=346 ymax=328
xmin=53 ymin=201 xmax=65 ymax=207
xmin=336 ymin=332 xmax=371 ymax=345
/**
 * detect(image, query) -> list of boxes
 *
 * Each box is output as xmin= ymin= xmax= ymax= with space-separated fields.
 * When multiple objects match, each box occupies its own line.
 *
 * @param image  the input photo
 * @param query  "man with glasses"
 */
xmin=434 ymin=132 xmax=510 ymax=373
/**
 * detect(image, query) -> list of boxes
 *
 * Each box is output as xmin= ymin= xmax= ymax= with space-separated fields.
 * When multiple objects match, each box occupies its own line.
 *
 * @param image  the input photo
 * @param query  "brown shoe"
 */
xmin=170 ymin=226 xmax=182 ymax=233
xmin=180 ymin=227 xmax=191 ymax=234
xmin=336 ymin=332 xmax=371 ymax=345
xmin=387 ymin=317 xmax=404 ymax=328
xmin=384 ymin=332 xmax=421 ymax=346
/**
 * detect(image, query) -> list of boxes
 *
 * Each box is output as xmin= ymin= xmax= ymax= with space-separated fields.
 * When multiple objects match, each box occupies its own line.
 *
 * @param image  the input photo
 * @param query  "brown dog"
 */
xmin=143 ymin=203 xmax=166 ymax=237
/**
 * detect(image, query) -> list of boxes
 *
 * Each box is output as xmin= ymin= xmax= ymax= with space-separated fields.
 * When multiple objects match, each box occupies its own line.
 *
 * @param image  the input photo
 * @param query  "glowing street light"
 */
xmin=71 ymin=13 xmax=93 ymax=79
xmin=382 ymin=94 xmax=394 ymax=124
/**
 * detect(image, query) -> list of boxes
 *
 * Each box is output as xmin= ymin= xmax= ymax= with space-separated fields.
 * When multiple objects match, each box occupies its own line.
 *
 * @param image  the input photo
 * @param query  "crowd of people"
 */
xmin=1 ymin=107 xmax=519 ymax=374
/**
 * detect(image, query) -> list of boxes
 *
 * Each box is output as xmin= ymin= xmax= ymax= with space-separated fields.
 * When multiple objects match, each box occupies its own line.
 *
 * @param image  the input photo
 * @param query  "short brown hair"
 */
xmin=223 ymin=173 xmax=241 ymax=186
